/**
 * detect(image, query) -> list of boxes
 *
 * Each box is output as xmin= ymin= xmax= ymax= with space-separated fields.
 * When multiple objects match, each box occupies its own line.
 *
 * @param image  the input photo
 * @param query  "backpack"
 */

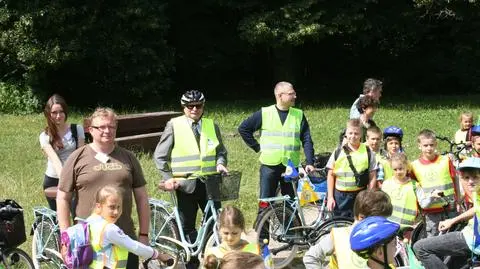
xmin=60 ymin=221 xmax=94 ymax=269
xmin=70 ymin=124 xmax=78 ymax=149
xmin=0 ymin=200 xmax=26 ymax=248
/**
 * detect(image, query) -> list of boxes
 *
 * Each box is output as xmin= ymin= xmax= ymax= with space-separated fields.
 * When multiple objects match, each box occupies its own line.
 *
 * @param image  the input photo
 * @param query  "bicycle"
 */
xmin=31 ymin=205 xmax=64 ymax=269
xmin=148 ymin=171 xmax=242 ymax=269
xmin=437 ymin=135 xmax=468 ymax=167
xmin=1 ymin=200 xmax=35 ymax=269
xmin=254 ymin=171 xmax=353 ymax=268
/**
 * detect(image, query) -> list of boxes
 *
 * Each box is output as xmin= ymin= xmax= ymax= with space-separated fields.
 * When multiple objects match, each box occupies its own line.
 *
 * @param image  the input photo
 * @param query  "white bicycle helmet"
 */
xmin=458 ymin=157 xmax=480 ymax=171
xmin=180 ymin=90 xmax=205 ymax=105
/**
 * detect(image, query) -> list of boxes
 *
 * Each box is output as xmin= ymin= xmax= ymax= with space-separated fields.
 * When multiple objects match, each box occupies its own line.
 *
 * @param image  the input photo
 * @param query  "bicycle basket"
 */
xmin=0 ymin=200 xmax=26 ymax=248
xmin=204 ymin=171 xmax=242 ymax=201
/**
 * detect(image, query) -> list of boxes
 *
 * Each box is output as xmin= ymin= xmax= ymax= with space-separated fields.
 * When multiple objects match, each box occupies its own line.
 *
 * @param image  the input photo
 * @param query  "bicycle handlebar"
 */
xmin=281 ymin=172 xmax=305 ymax=182
xmin=436 ymin=135 xmax=468 ymax=161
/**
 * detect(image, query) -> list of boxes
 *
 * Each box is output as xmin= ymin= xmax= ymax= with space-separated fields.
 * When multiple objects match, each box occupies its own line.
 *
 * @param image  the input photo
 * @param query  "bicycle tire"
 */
xmin=4 ymin=248 xmax=35 ymax=269
xmin=43 ymin=248 xmax=65 ymax=269
xmin=31 ymin=218 xmax=59 ymax=269
xmin=254 ymin=205 xmax=301 ymax=269
xmin=149 ymin=206 xmax=181 ymax=269
xmin=312 ymin=216 xmax=353 ymax=242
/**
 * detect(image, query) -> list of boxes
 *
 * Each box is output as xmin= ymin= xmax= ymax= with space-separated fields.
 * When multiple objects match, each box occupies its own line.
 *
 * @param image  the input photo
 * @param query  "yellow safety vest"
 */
xmin=411 ymin=155 xmax=455 ymax=210
xmin=462 ymin=191 xmax=480 ymax=255
xmin=378 ymin=156 xmax=393 ymax=181
xmin=381 ymin=179 xmax=419 ymax=227
xmin=330 ymin=226 xmax=368 ymax=269
xmin=259 ymin=105 xmax=302 ymax=166
xmin=89 ymin=215 xmax=128 ymax=269
xmin=208 ymin=242 xmax=260 ymax=259
xmin=171 ymin=116 xmax=219 ymax=178
xmin=334 ymin=144 xmax=369 ymax=192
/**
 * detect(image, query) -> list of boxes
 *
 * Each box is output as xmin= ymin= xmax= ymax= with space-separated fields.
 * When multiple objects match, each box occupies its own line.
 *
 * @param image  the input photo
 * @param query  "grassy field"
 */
xmin=0 ymin=97 xmax=478 ymax=255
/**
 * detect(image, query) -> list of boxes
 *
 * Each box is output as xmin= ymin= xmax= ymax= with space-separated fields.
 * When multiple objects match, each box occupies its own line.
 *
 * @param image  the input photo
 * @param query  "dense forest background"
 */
xmin=0 ymin=0 xmax=479 ymax=112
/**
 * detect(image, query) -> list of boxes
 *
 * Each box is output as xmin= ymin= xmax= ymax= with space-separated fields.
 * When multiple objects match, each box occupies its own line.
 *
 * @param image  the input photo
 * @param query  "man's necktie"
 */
xmin=192 ymin=122 xmax=200 ymax=146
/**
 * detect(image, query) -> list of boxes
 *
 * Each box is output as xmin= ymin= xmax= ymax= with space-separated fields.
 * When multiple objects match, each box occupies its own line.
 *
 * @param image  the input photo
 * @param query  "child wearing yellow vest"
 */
xmin=303 ymin=190 xmax=392 ymax=269
xmin=411 ymin=129 xmax=459 ymax=237
xmin=381 ymin=153 xmax=442 ymax=228
xmin=327 ymin=119 xmax=377 ymax=218
xmin=87 ymin=185 xmax=172 ymax=269
xmin=203 ymin=206 xmax=259 ymax=269
xmin=414 ymin=157 xmax=480 ymax=268
xmin=364 ymin=126 xmax=387 ymax=188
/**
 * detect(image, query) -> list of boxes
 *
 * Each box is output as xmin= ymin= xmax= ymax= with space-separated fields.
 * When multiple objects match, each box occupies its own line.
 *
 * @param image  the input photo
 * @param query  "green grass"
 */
xmin=0 ymin=98 xmax=478 ymax=253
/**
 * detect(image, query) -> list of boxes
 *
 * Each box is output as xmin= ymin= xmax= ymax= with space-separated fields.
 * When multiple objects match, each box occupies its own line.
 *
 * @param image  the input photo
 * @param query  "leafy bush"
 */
xmin=0 ymin=82 xmax=40 ymax=114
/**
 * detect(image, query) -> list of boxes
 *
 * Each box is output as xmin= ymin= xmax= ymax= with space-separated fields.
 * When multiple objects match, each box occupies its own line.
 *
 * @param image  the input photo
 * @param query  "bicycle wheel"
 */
xmin=312 ymin=216 xmax=353 ymax=242
xmin=43 ymin=249 xmax=65 ymax=269
xmin=149 ymin=207 xmax=181 ymax=269
xmin=31 ymin=219 xmax=60 ymax=269
xmin=254 ymin=204 xmax=302 ymax=269
xmin=410 ymin=221 xmax=426 ymax=247
xmin=4 ymin=248 xmax=35 ymax=269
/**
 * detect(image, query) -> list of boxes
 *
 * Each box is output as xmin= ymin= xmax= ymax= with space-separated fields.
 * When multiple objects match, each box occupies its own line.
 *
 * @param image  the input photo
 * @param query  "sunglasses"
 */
xmin=185 ymin=104 xmax=204 ymax=110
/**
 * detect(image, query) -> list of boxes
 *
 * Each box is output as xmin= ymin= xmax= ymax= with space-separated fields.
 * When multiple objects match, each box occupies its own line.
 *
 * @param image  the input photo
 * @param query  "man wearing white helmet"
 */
xmin=154 ymin=90 xmax=228 ymax=269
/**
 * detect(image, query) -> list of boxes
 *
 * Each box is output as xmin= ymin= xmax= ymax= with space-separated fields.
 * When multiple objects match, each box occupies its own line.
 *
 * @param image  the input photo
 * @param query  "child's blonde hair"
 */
xmin=95 ymin=185 xmax=123 ymax=205
xmin=205 ymin=251 xmax=264 ymax=269
xmin=347 ymin=119 xmax=362 ymax=130
xmin=459 ymin=111 xmax=474 ymax=122
xmin=417 ymin=129 xmax=436 ymax=143
xmin=218 ymin=206 xmax=245 ymax=231
xmin=389 ymin=152 xmax=408 ymax=166
xmin=366 ymin=126 xmax=382 ymax=138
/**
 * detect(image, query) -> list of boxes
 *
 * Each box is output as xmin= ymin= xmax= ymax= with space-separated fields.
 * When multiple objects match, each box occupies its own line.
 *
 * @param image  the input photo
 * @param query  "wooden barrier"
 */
xmin=84 ymin=111 xmax=182 ymax=152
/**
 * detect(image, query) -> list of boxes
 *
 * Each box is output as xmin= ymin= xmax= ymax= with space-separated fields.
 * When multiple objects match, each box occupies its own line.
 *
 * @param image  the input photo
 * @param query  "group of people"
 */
xmin=38 ymin=77 xmax=480 ymax=269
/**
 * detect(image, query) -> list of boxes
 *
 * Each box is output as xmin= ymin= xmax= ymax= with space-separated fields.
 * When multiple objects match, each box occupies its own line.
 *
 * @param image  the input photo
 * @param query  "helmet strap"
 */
xmin=369 ymin=244 xmax=390 ymax=269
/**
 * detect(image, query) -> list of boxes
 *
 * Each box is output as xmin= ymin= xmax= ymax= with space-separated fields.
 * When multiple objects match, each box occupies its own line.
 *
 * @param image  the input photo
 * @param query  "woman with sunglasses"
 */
xmin=39 ymin=94 xmax=85 ymax=210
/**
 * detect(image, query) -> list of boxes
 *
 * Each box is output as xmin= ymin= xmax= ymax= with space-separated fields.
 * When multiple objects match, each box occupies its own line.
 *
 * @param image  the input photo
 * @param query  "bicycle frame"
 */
xmin=32 ymin=206 xmax=59 ymax=259
xmin=258 ymin=175 xmax=328 ymax=242
xmin=149 ymin=192 xmax=220 ymax=258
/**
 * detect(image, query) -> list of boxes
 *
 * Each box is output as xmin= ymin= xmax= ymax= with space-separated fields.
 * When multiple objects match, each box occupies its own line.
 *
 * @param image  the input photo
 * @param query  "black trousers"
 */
xmin=176 ymin=178 xmax=221 ymax=269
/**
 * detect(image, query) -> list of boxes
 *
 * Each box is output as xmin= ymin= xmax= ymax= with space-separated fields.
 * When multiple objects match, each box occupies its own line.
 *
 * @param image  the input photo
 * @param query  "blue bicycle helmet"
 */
xmin=383 ymin=126 xmax=404 ymax=140
xmin=350 ymin=216 xmax=400 ymax=257
xmin=458 ymin=157 xmax=480 ymax=171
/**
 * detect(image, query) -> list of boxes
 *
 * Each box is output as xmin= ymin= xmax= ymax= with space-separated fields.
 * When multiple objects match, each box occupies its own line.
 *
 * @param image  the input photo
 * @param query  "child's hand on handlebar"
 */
xmin=158 ymin=178 xmax=179 ymax=191
xmin=305 ymin=165 xmax=315 ymax=174
xmin=431 ymin=190 xmax=444 ymax=198
xmin=439 ymin=218 xmax=455 ymax=232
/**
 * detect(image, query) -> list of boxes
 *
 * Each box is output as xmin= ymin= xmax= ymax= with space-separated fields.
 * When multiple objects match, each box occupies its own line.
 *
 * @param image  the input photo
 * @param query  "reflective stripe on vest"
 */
xmin=334 ymin=144 xmax=369 ymax=192
xmin=171 ymin=116 xmax=219 ymax=178
xmin=411 ymin=155 xmax=455 ymax=210
xmin=381 ymin=180 xmax=418 ymax=226
xmin=259 ymin=105 xmax=302 ymax=166
xmin=330 ymin=226 xmax=367 ymax=269
xmin=89 ymin=215 xmax=128 ymax=269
